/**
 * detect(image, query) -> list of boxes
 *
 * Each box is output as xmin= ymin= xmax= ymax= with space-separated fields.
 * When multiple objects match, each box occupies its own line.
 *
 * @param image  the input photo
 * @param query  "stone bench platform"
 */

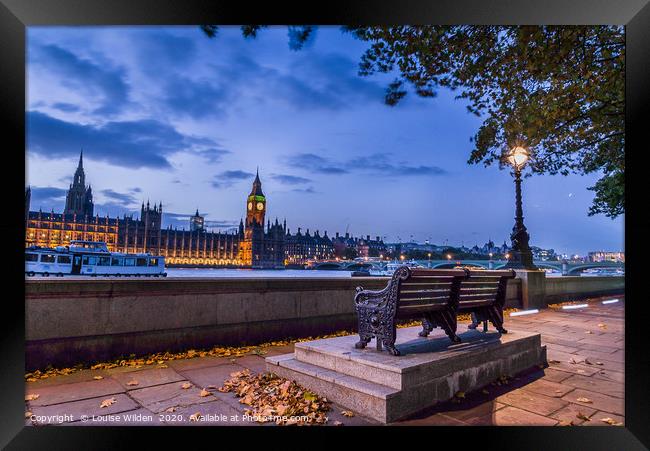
xmin=266 ymin=326 xmax=547 ymax=423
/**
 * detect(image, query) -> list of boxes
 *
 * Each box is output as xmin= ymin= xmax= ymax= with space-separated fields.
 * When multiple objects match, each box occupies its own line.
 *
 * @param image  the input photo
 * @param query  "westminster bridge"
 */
xmin=312 ymin=259 xmax=624 ymax=276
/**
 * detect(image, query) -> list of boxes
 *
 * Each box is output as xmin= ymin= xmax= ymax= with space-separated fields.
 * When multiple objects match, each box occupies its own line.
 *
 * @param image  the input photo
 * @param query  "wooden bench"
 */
xmin=353 ymin=266 xmax=516 ymax=356
xmin=458 ymin=269 xmax=516 ymax=333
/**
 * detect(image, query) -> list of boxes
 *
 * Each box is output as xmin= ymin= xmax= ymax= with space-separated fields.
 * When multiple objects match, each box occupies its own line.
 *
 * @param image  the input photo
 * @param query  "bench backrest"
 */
xmin=457 ymin=269 xmax=516 ymax=309
xmin=396 ymin=268 xmax=469 ymax=311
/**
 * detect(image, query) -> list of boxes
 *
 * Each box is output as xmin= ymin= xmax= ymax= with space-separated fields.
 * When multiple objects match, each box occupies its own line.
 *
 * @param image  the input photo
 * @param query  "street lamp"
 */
xmin=504 ymin=146 xmax=537 ymax=270
xmin=428 ymin=252 xmax=432 ymax=268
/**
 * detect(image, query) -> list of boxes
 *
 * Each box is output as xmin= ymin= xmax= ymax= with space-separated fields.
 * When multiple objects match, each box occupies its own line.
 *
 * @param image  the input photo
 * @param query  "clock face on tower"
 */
xmin=247 ymin=202 xmax=252 ymax=211
xmin=256 ymin=202 xmax=264 ymax=211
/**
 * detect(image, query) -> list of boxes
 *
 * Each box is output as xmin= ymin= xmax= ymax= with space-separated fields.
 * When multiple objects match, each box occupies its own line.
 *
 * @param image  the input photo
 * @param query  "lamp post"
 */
xmin=504 ymin=146 xmax=537 ymax=270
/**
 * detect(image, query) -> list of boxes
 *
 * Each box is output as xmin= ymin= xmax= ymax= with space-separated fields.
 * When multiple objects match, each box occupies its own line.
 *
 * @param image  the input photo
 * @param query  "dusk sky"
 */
xmin=26 ymin=26 xmax=624 ymax=256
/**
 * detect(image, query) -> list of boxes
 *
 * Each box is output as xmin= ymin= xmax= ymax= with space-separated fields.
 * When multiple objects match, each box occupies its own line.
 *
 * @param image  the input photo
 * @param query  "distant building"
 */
xmin=285 ymin=228 xmax=334 ymax=264
xmin=25 ymin=154 xmax=384 ymax=268
xmin=189 ymin=210 xmax=204 ymax=232
xmin=63 ymin=151 xmax=94 ymax=217
xmin=530 ymin=246 xmax=557 ymax=261
xmin=588 ymin=251 xmax=624 ymax=263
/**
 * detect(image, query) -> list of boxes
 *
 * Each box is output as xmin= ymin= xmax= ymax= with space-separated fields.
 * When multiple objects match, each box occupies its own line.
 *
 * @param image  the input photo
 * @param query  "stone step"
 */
xmin=294 ymin=327 xmax=544 ymax=390
xmin=266 ymin=326 xmax=547 ymax=423
xmin=266 ymin=353 xmax=398 ymax=423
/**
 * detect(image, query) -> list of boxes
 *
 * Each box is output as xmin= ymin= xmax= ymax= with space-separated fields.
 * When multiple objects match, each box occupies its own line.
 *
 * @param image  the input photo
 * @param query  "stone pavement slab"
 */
xmin=561 ymin=388 xmax=624 ymax=416
xmin=496 ymin=388 xmax=568 ymax=416
xmin=110 ymin=367 xmax=184 ymax=389
xmin=549 ymin=403 xmax=598 ymax=425
xmin=127 ymin=381 xmax=216 ymax=413
xmin=27 ymin=378 xmax=125 ymax=406
xmin=562 ymin=374 xmax=624 ymax=398
xmin=29 ymin=393 xmax=138 ymax=425
xmin=466 ymin=406 xmax=558 ymax=426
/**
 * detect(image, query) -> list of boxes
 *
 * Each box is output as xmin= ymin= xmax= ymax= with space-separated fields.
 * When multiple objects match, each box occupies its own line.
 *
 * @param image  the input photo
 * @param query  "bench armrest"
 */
xmin=354 ymin=285 xmax=391 ymax=308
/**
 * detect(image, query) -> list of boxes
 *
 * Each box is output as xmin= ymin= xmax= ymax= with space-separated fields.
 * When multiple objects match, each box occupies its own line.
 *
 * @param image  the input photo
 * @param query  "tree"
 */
xmin=201 ymin=25 xmax=624 ymax=218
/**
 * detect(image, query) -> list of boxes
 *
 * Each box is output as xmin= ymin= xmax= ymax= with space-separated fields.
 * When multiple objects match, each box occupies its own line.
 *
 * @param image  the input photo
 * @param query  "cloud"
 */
xmin=285 ymin=152 xmax=447 ymax=178
xmin=211 ymin=170 xmax=254 ymax=189
xmin=161 ymin=75 xmax=230 ymax=119
xmin=286 ymin=153 xmax=348 ymax=174
xmin=27 ymin=186 xmax=67 ymax=211
xmin=160 ymin=211 xmax=239 ymax=231
xmin=31 ymin=44 xmax=130 ymax=115
xmin=51 ymin=102 xmax=81 ymax=113
xmin=93 ymin=202 xmax=139 ymax=218
xmin=348 ymin=153 xmax=448 ymax=176
xmin=100 ymin=189 xmax=138 ymax=206
xmin=27 ymin=111 xmax=224 ymax=169
xmin=270 ymin=174 xmax=311 ymax=185
xmin=192 ymin=147 xmax=231 ymax=164
xmin=291 ymin=186 xmax=317 ymax=194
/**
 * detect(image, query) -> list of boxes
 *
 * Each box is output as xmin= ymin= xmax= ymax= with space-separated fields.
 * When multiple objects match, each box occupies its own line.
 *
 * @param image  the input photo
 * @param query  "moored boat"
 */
xmin=25 ymin=240 xmax=166 ymax=277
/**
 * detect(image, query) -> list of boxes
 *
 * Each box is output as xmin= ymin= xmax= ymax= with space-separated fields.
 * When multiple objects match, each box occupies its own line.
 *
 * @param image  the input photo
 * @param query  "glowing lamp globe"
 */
xmin=507 ymin=146 xmax=529 ymax=169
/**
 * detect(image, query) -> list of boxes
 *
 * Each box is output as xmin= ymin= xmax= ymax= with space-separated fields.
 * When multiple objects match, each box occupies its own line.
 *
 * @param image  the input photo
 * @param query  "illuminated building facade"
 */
xmin=25 ymin=152 xmax=383 ymax=268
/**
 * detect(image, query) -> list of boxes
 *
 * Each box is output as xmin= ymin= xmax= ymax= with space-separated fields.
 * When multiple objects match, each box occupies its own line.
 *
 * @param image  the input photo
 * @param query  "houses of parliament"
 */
xmin=25 ymin=152 xmax=386 ymax=268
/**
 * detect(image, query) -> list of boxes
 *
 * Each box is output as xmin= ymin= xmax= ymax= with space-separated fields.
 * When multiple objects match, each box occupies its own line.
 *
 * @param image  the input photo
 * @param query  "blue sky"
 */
xmin=25 ymin=26 xmax=624 ymax=256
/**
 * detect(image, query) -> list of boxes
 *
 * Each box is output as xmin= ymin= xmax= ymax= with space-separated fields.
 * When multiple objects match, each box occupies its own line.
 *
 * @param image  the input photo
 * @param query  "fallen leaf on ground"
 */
xmin=158 ymin=364 xmax=168 ymax=369
xmin=596 ymin=361 xmax=604 ymax=365
xmin=341 ymin=410 xmax=355 ymax=417
xmin=206 ymin=385 xmax=217 ymax=389
xmin=597 ymin=323 xmax=607 ymax=329
xmin=100 ymin=397 xmax=116 ymax=408
xmin=549 ymin=360 xmax=561 ymax=364
xmin=199 ymin=389 xmax=211 ymax=397
xmin=585 ymin=331 xmax=593 ymax=334
xmin=584 ymin=358 xmax=593 ymax=365
xmin=568 ymin=357 xmax=581 ymax=364
xmin=126 ymin=380 xmax=139 ymax=386
xmin=600 ymin=417 xmax=623 ymax=426
xmin=181 ymin=382 xmax=192 ymax=389
xmin=25 ymin=411 xmax=33 ymax=419
xmin=558 ymin=420 xmax=574 ymax=426
xmin=576 ymin=397 xmax=593 ymax=403
xmin=25 ymin=394 xmax=39 ymax=401
xmin=332 ymin=420 xmax=344 ymax=426
xmin=165 ymin=406 xmax=176 ymax=413
xmin=157 ymin=360 xmax=165 ymax=364
xmin=93 ymin=376 xmax=104 ymax=380
xmin=482 ymin=389 xmax=490 ymax=395
xmin=455 ymin=391 xmax=466 ymax=399
xmin=189 ymin=412 xmax=202 ymax=421
xmin=576 ymin=412 xmax=591 ymax=421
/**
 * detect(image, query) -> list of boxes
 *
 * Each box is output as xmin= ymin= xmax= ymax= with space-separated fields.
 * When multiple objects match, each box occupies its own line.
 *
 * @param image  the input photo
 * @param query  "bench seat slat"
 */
xmin=458 ymin=298 xmax=496 ymax=308
xmin=397 ymin=304 xmax=448 ymax=315
xmin=459 ymin=293 xmax=498 ymax=302
xmin=399 ymin=290 xmax=451 ymax=300
xmin=460 ymin=288 xmax=499 ymax=296
xmin=399 ymin=297 xmax=451 ymax=306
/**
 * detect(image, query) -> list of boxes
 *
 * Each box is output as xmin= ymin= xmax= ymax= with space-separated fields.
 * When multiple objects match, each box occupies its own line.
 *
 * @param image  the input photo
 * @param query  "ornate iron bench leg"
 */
xmin=468 ymin=312 xmax=481 ymax=330
xmin=382 ymin=323 xmax=401 ymax=356
xmin=418 ymin=315 xmax=434 ymax=337
xmin=487 ymin=305 xmax=508 ymax=334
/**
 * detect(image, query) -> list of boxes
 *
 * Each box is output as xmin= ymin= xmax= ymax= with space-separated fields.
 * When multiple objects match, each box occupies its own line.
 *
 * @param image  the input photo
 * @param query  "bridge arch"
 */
xmin=567 ymin=264 xmax=624 ymax=275
xmin=313 ymin=262 xmax=342 ymax=270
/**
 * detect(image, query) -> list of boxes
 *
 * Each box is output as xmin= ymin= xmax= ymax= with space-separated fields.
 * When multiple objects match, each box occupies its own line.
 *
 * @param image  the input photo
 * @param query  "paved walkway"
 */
xmin=25 ymin=298 xmax=624 ymax=426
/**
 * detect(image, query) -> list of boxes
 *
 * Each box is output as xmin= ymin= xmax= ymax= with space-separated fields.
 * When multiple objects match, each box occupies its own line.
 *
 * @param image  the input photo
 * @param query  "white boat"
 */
xmin=25 ymin=240 xmax=166 ymax=277
xmin=370 ymin=260 xmax=425 ymax=276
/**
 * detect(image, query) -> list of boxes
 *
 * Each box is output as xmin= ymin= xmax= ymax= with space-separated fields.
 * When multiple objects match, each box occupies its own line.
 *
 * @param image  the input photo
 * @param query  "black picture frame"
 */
xmin=1 ymin=0 xmax=648 ymax=448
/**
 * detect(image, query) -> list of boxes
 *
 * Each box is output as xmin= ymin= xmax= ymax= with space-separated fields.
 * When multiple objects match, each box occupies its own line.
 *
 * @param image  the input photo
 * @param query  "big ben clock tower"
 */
xmin=246 ymin=168 xmax=265 ymax=227
xmin=240 ymin=169 xmax=266 ymax=267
